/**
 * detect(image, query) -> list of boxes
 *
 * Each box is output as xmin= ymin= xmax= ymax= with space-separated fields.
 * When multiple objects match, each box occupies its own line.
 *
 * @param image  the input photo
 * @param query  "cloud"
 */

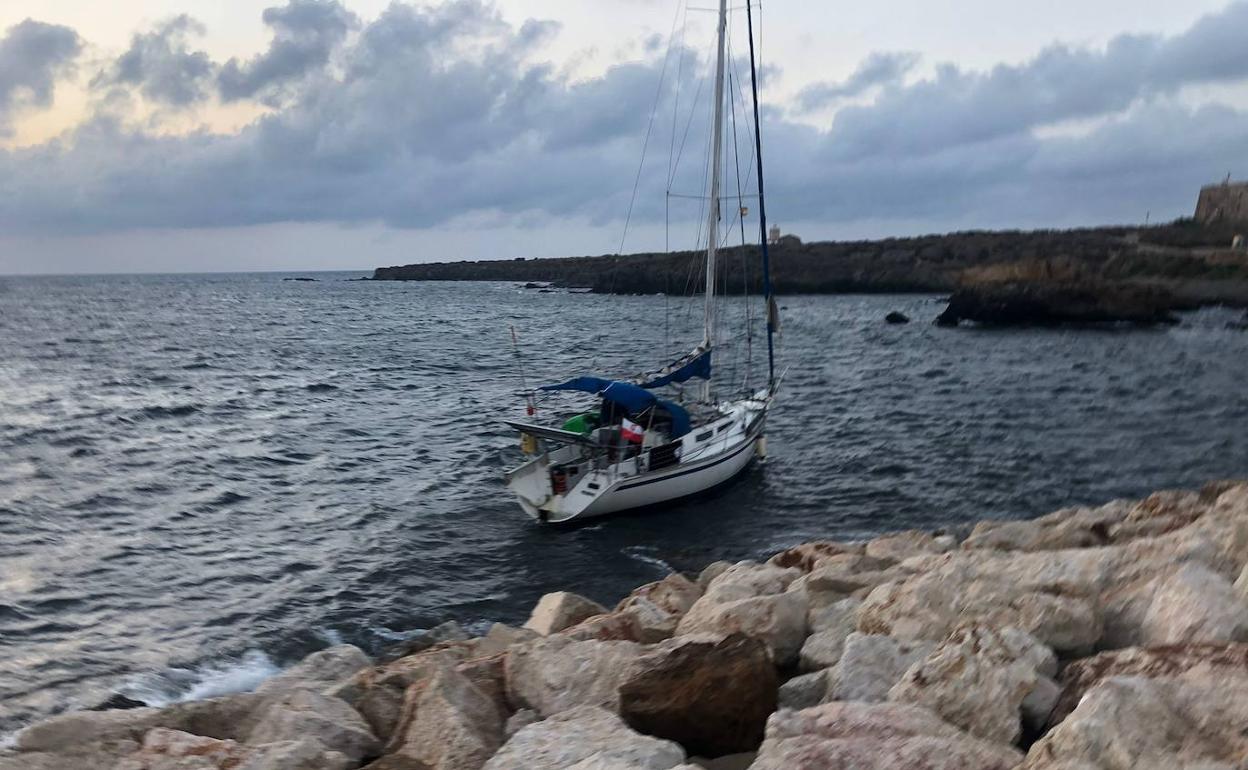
xmin=218 ymin=0 xmax=359 ymax=103
xmin=796 ymin=51 xmax=919 ymax=111
xmin=91 ymin=16 xmax=215 ymax=106
xmin=0 ymin=19 xmax=82 ymax=135
xmin=1 ymin=0 xmax=1248 ymax=247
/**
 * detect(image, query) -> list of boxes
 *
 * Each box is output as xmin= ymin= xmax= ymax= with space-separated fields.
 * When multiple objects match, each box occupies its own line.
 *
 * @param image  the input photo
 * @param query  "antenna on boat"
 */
xmin=744 ymin=0 xmax=776 ymax=391
xmin=702 ymin=0 xmax=729 ymax=400
xmin=509 ymin=325 xmax=536 ymax=417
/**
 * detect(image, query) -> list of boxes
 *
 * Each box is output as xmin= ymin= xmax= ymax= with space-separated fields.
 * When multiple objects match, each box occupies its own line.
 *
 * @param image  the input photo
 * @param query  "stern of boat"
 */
xmin=504 ymin=454 xmax=552 ymax=521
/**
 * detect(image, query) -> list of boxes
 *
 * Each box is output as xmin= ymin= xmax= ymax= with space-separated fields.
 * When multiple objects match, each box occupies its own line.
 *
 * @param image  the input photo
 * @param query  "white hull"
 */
xmin=506 ymin=395 xmax=768 ymax=524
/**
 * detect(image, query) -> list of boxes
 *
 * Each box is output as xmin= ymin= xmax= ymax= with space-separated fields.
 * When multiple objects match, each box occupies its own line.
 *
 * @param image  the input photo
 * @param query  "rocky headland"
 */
xmin=8 ymin=480 xmax=1248 ymax=769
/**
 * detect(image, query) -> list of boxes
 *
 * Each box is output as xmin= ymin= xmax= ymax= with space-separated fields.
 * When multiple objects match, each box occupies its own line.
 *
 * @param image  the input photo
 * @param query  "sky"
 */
xmin=0 ymin=0 xmax=1246 ymax=274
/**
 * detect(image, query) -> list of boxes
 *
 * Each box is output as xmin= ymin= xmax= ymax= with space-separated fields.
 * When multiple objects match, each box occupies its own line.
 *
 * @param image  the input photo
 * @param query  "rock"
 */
xmin=1021 ymin=675 xmax=1061 ymax=735
xmin=247 ymin=689 xmax=380 ymax=763
xmin=388 ymin=668 xmax=504 ymax=770
xmin=133 ymin=728 xmax=250 ymax=766
xmin=504 ymin=709 xmax=539 ymax=739
xmin=750 ymin=701 xmax=1023 ymax=770
xmin=454 ymin=653 xmax=509 ymax=720
xmin=362 ymin=756 xmax=433 ymax=770
xmin=505 ymin=635 xmax=643 ymax=717
xmin=887 ymin=625 xmax=1052 ymax=745
xmin=90 ymin=694 xmax=149 ymax=711
xmin=1141 ymin=563 xmax=1248 ymax=645
xmin=237 ymin=739 xmax=353 ymax=770
xmin=385 ymin=621 xmax=472 ymax=660
xmin=612 ymin=574 xmax=702 ymax=642
xmin=777 ymin=670 xmax=831 ymax=710
xmin=524 ymin=592 xmax=609 ymax=636
xmin=799 ymin=599 xmax=860 ymax=671
xmin=258 ymin=645 xmax=372 ymax=696
xmin=560 ymin=611 xmax=647 ymax=643
xmin=697 ymin=562 xmax=733 ymax=590
xmin=334 ymin=648 xmax=468 ymax=745
xmin=475 ymin=624 xmax=540 ymax=657
xmin=935 ymin=281 xmax=1180 ymax=328
xmin=688 ymin=754 xmax=755 ymax=770
xmin=482 ymin=706 xmax=685 ymax=770
xmin=675 ymin=591 xmax=808 ymax=666
xmin=1047 ymin=643 xmax=1248 ymax=728
xmin=831 ymin=633 xmax=934 ymax=702
xmin=865 ymin=530 xmax=951 ymax=561
xmin=1021 ymin=674 xmax=1248 ymax=769
xmin=618 ymin=633 xmax=776 ymax=757
xmin=700 ymin=562 xmax=801 ymax=603
xmin=884 ymin=311 xmax=910 ymax=324
xmin=767 ymin=542 xmax=863 ymax=573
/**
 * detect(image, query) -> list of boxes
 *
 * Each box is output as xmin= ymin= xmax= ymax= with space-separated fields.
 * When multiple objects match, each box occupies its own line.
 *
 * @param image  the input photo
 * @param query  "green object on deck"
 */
xmin=562 ymin=413 xmax=598 ymax=435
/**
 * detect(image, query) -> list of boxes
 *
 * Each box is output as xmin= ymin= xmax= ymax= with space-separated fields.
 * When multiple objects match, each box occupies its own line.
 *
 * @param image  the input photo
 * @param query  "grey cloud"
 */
xmin=797 ymin=51 xmax=919 ymax=111
xmin=0 ymin=19 xmax=82 ymax=135
xmin=218 ymin=0 xmax=359 ymax=102
xmin=1 ymin=1 xmax=1247 ymax=242
xmin=91 ymin=16 xmax=214 ymax=106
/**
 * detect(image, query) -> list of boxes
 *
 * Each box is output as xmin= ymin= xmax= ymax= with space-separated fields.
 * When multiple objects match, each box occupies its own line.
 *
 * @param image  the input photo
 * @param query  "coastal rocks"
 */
xmin=113 ymin=728 xmax=352 ymax=770
xmin=482 ymin=706 xmax=686 ymax=770
xmin=257 ymin=644 xmax=371 ymax=696
xmin=864 ymin=530 xmax=953 ymax=562
xmin=700 ymin=562 xmax=802 ymax=602
xmin=798 ymin=599 xmax=860 ymax=672
xmin=505 ymin=635 xmax=643 ymax=717
xmin=387 ymin=668 xmax=505 ymax=770
xmin=247 ymin=689 xmax=380 ymax=763
xmin=777 ymin=670 xmax=831 ymax=710
xmin=675 ymin=591 xmax=807 ymax=667
xmin=1021 ymin=674 xmax=1248 ymax=769
xmin=1047 ymin=643 xmax=1248 ymax=727
xmin=887 ymin=625 xmax=1056 ymax=745
xmin=749 ymin=702 xmax=1023 ymax=770
xmin=884 ymin=311 xmax=910 ymax=324
xmin=1140 ymin=563 xmax=1248 ymax=645
xmin=934 ymin=281 xmax=1180 ymax=328
xmin=618 ymin=633 xmax=777 ymax=757
xmin=767 ymin=542 xmax=863 ymax=573
xmin=830 ymin=633 xmax=934 ymax=702
xmin=613 ymin=574 xmax=703 ymax=642
xmin=525 ymin=592 xmax=609 ymax=636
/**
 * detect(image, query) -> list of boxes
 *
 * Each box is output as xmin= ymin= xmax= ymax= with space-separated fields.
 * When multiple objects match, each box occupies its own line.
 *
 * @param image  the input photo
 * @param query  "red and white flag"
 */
xmin=621 ymin=418 xmax=645 ymax=444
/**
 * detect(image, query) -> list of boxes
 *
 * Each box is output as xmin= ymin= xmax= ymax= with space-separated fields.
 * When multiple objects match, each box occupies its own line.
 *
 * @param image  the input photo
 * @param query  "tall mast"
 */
xmin=745 ymin=0 xmax=776 ymax=390
xmin=703 ymin=0 xmax=728 ymax=352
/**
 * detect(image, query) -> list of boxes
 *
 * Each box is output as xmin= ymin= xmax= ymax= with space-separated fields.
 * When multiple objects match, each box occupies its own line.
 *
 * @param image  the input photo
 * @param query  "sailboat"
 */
xmin=503 ymin=0 xmax=779 ymax=524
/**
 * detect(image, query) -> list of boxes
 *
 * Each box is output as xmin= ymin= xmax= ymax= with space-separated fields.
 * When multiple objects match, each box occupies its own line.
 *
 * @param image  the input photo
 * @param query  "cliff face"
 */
xmin=1196 ymin=181 xmax=1248 ymax=227
xmin=371 ymin=223 xmax=1247 ymax=301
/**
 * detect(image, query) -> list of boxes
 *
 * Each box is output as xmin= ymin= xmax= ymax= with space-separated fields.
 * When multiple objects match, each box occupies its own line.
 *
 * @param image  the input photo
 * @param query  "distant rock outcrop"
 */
xmin=935 ymin=281 xmax=1181 ymax=327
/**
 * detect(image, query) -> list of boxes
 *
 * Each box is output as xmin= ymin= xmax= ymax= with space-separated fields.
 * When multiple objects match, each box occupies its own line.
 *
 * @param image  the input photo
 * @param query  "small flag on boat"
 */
xmin=621 ymin=418 xmax=645 ymax=444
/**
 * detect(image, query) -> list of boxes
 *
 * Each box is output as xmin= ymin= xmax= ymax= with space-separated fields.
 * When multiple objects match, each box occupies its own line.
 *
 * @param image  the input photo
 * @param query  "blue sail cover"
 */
xmin=538 ymin=377 xmax=692 ymax=437
xmin=639 ymin=348 xmax=712 ymax=389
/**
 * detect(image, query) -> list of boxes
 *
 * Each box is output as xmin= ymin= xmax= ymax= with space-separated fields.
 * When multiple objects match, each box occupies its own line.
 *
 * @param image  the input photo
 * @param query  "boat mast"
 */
xmin=745 ymin=0 xmax=775 ymax=391
xmin=703 ymin=0 xmax=729 ymax=355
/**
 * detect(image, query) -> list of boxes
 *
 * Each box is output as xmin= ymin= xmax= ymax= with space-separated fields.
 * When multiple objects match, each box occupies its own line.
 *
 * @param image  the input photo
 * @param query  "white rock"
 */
xmin=505 ymin=635 xmax=643 ymax=717
xmin=676 ymin=591 xmax=808 ymax=666
xmin=777 ymin=669 xmax=831 ymax=710
xmin=865 ymin=530 xmax=953 ymax=561
xmin=389 ymin=667 xmax=504 ymax=770
xmin=832 ymin=633 xmax=934 ymax=702
xmin=799 ymin=598 xmax=860 ymax=672
xmin=483 ymin=706 xmax=685 ymax=770
xmin=701 ymin=562 xmax=801 ymax=603
xmin=1141 ymin=563 xmax=1248 ymax=645
xmin=258 ymin=645 xmax=372 ymax=696
xmin=751 ymin=701 xmax=1023 ymax=770
xmin=247 ymin=689 xmax=379 ymax=763
xmin=524 ymin=592 xmax=609 ymax=636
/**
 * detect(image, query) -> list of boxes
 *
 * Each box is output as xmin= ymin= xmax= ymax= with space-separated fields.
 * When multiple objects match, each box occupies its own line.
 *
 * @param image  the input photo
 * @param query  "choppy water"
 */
xmin=2 ymin=272 xmax=1247 ymax=733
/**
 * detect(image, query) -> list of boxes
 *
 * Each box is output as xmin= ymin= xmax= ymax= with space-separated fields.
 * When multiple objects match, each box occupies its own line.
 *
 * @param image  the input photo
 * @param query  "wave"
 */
xmin=119 ymin=650 xmax=280 ymax=707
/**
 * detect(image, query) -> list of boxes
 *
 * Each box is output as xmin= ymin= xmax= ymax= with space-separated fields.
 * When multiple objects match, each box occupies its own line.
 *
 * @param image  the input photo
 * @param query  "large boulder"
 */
xmin=618 ymin=633 xmax=776 ymax=757
xmin=887 ymin=625 xmax=1054 ymax=745
xmin=700 ymin=562 xmax=802 ymax=603
xmin=1047 ymin=643 xmax=1248 ymax=727
xmin=525 ymin=592 xmax=609 ymax=636
xmin=1022 ymin=673 xmax=1248 ymax=769
xmin=767 ymin=542 xmax=864 ymax=573
xmin=613 ymin=574 xmax=703 ymax=642
xmin=799 ymin=599 xmax=861 ymax=672
xmin=1140 ymin=563 xmax=1248 ymax=645
xmin=675 ymin=592 xmax=807 ymax=666
xmin=749 ymin=701 xmax=1023 ymax=770
xmin=247 ymin=689 xmax=380 ymax=763
xmin=333 ymin=648 xmax=470 ymax=744
xmin=257 ymin=645 xmax=371 ymax=697
xmin=482 ymin=706 xmax=686 ymax=770
xmin=505 ymin=635 xmax=643 ymax=717
xmin=865 ymin=530 xmax=954 ymax=562
xmin=831 ymin=633 xmax=934 ymax=703
xmin=386 ymin=668 xmax=504 ymax=770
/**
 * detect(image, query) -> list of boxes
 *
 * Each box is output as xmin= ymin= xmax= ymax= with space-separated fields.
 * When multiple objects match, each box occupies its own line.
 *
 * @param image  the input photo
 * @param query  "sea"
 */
xmin=2 ymin=271 xmax=1247 ymax=735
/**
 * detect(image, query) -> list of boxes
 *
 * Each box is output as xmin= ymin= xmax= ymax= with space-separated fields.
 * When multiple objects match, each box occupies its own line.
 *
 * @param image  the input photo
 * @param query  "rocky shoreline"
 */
xmin=7 ymin=480 xmax=1248 ymax=769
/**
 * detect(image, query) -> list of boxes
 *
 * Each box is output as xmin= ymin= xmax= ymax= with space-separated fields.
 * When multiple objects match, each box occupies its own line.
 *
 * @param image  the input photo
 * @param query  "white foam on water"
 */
xmin=120 ymin=649 xmax=280 ymax=707
xmin=313 ymin=628 xmax=345 ymax=647
xmin=621 ymin=545 xmax=674 ymax=574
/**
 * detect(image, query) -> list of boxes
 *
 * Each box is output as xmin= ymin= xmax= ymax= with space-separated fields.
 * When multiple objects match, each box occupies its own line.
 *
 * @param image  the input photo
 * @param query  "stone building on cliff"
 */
xmin=1196 ymin=179 xmax=1248 ymax=226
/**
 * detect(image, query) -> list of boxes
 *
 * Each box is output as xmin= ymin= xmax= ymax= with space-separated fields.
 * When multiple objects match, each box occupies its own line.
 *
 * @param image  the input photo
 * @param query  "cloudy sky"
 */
xmin=0 ymin=0 xmax=1246 ymax=274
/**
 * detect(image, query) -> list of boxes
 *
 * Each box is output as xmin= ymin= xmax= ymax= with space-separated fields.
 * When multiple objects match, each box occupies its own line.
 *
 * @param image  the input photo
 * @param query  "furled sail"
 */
xmin=636 ymin=347 xmax=712 ymax=389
